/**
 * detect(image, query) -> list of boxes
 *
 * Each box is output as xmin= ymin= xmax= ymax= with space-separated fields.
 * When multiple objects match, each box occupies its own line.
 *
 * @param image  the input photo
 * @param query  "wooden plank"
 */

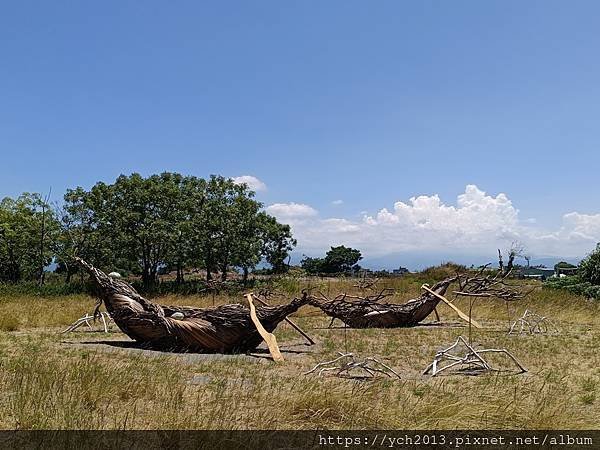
xmin=246 ymin=294 xmax=284 ymax=362
xmin=421 ymin=284 xmax=483 ymax=329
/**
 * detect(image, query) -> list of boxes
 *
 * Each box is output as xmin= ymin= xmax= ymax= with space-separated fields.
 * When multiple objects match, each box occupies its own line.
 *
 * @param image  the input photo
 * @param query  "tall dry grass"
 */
xmin=0 ymin=275 xmax=599 ymax=429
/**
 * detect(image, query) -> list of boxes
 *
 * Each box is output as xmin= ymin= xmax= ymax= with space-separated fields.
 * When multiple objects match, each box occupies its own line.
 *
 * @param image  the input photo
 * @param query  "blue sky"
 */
xmin=1 ymin=1 xmax=599 ymax=268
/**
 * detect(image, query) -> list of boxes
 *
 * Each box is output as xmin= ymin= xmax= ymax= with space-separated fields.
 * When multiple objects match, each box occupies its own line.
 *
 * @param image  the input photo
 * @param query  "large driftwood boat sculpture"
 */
xmin=307 ymin=278 xmax=457 ymax=328
xmin=308 ymin=264 xmax=530 ymax=329
xmin=76 ymin=258 xmax=309 ymax=353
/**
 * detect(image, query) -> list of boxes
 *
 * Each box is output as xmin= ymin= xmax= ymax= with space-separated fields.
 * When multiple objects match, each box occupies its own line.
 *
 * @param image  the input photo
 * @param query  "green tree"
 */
xmin=322 ymin=245 xmax=362 ymax=273
xmin=261 ymin=215 xmax=296 ymax=274
xmin=300 ymin=256 xmax=325 ymax=275
xmin=579 ymin=243 xmax=600 ymax=285
xmin=188 ymin=176 xmax=234 ymax=281
xmin=230 ymin=207 xmax=264 ymax=283
xmin=191 ymin=176 xmax=269 ymax=281
xmin=62 ymin=173 xmax=196 ymax=286
xmin=55 ymin=187 xmax=114 ymax=281
xmin=103 ymin=172 xmax=194 ymax=286
xmin=162 ymin=175 xmax=206 ymax=283
xmin=55 ymin=172 xmax=294 ymax=286
xmin=0 ymin=193 xmax=59 ymax=282
xmin=554 ymin=261 xmax=577 ymax=272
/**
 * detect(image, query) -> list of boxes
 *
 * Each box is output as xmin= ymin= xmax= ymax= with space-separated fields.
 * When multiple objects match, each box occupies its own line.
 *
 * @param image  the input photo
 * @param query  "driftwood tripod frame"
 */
xmin=423 ymin=336 xmax=527 ymax=377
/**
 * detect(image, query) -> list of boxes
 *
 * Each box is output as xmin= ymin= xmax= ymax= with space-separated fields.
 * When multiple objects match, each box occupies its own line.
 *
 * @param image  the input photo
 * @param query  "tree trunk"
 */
xmin=142 ymin=262 xmax=155 ymax=287
xmin=38 ymin=199 xmax=47 ymax=286
xmin=7 ymin=249 xmax=20 ymax=282
xmin=65 ymin=262 xmax=73 ymax=283
xmin=205 ymin=254 xmax=213 ymax=281
xmin=221 ymin=264 xmax=228 ymax=281
xmin=176 ymin=261 xmax=184 ymax=283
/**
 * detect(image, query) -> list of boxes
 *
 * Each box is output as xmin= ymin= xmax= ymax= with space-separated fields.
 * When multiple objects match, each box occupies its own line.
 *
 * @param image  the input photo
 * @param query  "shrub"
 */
xmin=416 ymin=262 xmax=468 ymax=281
xmin=579 ymin=243 xmax=600 ymax=285
xmin=0 ymin=281 xmax=91 ymax=297
xmin=545 ymin=276 xmax=600 ymax=300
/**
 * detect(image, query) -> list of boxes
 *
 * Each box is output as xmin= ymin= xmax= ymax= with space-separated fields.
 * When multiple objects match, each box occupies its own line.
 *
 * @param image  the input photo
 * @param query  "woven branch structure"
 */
xmin=76 ymin=258 xmax=309 ymax=353
xmin=307 ymin=265 xmax=532 ymax=329
xmin=307 ymin=278 xmax=456 ymax=328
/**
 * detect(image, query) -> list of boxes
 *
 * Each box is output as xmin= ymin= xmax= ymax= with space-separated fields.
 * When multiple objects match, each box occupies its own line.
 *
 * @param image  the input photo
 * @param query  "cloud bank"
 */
xmin=266 ymin=185 xmax=600 ymax=261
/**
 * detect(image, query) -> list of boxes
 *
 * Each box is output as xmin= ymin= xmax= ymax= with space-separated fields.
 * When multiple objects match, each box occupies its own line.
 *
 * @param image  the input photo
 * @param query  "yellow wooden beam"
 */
xmin=421 ymin=284 xmax=483 ymax=329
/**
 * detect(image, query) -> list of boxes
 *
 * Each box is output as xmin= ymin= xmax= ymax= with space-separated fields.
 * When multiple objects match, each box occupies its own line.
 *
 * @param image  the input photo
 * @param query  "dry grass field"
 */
xmin=1 ymin=275 xmax=599 ymax=430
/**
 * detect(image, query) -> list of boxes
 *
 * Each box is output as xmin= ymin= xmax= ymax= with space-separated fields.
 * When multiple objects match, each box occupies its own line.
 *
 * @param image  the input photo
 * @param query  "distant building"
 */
xmin=554 ymin=262 xmax=578 ymax=277
xmin=556 ymin=267 xmax=578 ymax=276
xmin=392 ymin=266 xmax=410 ymax=276
xmin=519 ymin=267 xmax=555 ymax=280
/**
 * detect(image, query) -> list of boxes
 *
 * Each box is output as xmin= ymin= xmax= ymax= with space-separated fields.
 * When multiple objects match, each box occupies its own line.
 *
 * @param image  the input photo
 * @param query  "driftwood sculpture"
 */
xmin=304 ymin=352 xmax=401 ymax=379
xmin=252 ymin=291 xmax=315 ymax=345
xmin=508 ymin=309 xmax=559 ymax=335
xmin=307 ymin=278 xmax=457 ymax=328
xmin=423 ymin=336 xmax=527 ymax=377
xmin=308 ymin=263 xmax=531 ymax=329
xmin=62 ymin=311 xmax=114 ymax=333
xmin=76 ymin=258 xmax=309 ymax=353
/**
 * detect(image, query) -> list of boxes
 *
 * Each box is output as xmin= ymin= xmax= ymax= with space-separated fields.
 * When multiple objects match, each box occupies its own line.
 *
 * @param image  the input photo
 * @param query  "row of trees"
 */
xmin=0 ymin=173 xmax=296 ymax=286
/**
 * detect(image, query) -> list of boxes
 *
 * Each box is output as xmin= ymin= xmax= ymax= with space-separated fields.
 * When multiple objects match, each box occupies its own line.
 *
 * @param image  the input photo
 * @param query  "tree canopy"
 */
xmin=1 ymin=172 xmax=296 ymax=286
xmin=301 ymin=245 xmax=362 ymax=275
xmin=554 ymin=261 xmax=577 ymax=270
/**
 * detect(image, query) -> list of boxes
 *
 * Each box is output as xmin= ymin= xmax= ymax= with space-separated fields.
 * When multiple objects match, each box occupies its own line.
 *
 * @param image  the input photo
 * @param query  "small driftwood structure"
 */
xmin=62 ymin=311 xmax=114 ymax=333
xmin=304 ymin=352 xmax=401 ymax=379
xmin=307 ymin=278 xmax=456 ymax=328
xmin=76 ymin=258 xmax=309 ymax=353
xmin=423 ymin=336 xmax=527 ymax=377
xmin=508 ymin=309 xmax=559 ymax=335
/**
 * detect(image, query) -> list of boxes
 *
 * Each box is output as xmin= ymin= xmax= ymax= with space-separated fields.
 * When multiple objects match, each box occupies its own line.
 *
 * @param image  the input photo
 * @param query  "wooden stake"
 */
xmin=246 ymin=294 xmax=284 ymax=362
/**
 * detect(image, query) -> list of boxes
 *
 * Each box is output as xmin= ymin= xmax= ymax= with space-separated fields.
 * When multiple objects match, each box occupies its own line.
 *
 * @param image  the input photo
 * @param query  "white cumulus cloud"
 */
xmin=269 ymin=185 xmax=600 ymax=259
xmin=232 ymin=175 xmax=267 ymax=192
xmin=364 ymin=185 xmax=518 ymax=239
xmin=265 ymin=202 xmax=318 ymax=221
xmin=532 ymin=212 xmax=600 ymax=256
xmin=562 ymin=212 xmax=600 ymax=241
